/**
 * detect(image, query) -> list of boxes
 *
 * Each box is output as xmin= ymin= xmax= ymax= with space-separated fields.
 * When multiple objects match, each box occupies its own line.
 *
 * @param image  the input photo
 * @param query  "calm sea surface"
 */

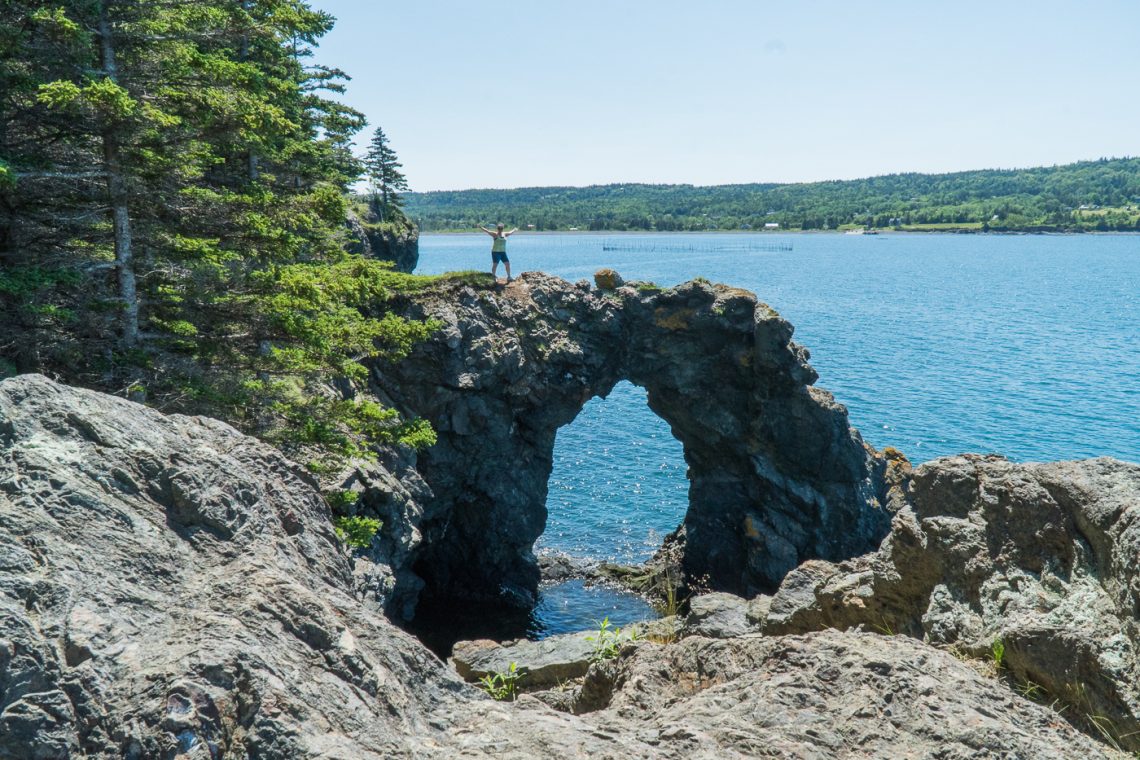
xmin=415 ymin=232 xmax=1140 ymax=636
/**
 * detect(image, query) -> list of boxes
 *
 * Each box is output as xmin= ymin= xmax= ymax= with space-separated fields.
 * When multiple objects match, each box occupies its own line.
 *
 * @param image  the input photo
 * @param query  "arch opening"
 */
xmin=540 ymin=380 xmax=688 ymax=566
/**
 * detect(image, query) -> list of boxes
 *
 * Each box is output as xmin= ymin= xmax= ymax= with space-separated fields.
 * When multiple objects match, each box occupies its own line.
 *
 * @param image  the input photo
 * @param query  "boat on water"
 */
xmin=844 ymin=228 xmax=878 ymax=235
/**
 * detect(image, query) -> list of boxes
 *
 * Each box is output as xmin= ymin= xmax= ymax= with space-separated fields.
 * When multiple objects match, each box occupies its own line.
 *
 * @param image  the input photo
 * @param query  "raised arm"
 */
xmin=478 ymin=225 xmax=495 ymax=235
xmin=505 ymin=228 xmax=519 ymax=236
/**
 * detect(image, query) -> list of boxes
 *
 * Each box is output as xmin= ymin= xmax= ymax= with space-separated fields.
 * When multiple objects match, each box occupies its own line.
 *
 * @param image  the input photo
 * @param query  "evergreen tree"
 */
xmin=1 ymin=0 xmax=436 ymax=473
xmin=363 ymin=126 xmax=409 ymax=221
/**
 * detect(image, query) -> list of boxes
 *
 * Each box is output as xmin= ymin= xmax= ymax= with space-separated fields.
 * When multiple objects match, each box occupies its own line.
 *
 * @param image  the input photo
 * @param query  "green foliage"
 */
xmin=585 ymin=617 xmax=640 ymax=662
xmin=403 ymin=157 xmax=1140 ymax=233
xmin=437 ymin=270 xmax=497 ymax=287
xmin=990 ymin=638 xmax=1006 ymax=670
xmin=1 ymin=0 xmax=435 ymax=475
xmin=333 ymin=515 xmax=381 ymax=549
xmin=1015 ymin=679 xmax=1043 ymax=701
xmin=478 ymin=662 xmax=522 ymax=701
xmin=326 ymin=490 xmax=360 ymax=510
xmin=363 ymin=126 xmax=409 ymax=222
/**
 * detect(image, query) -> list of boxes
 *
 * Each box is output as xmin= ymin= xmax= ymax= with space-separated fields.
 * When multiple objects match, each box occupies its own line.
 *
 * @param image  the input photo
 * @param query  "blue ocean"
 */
xmin=415 ymin=232 xmax=1140 ymax=635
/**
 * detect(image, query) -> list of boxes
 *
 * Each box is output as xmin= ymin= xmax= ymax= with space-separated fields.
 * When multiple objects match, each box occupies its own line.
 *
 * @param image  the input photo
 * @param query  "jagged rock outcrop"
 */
xmin=369 ymin=271 xmax=893 ymax=611
xmin=344 ymin=207 xmax=419 ymax=273
xmin=759 ymin=453 xmax=1140 ymax=751
xmin=0 ymin=374 xmax=590 ymax=758
xmin=1 ymin=376 xmax=1130 ymax=758
xmin=593 ymin=629 xmax=1126 ymax=758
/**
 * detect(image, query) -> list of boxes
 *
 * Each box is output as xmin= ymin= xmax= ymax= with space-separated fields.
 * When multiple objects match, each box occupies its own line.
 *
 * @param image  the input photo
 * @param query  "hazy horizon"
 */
xmin=313 ymin=1 xmax=1140 ymax=192
xmin=401 ymin=155 xmax=1137 ymax=194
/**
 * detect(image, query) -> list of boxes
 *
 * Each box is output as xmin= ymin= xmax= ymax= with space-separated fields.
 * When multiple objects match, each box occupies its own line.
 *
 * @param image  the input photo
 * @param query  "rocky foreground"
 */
xmin=2 ymin=271 xmax=1138 ymax=758
xmin=3 ymin=376 xmax=1137 ymax=758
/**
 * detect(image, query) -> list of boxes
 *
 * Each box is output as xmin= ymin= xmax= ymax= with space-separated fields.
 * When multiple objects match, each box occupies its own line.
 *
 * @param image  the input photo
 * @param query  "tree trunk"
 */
xmin=98 ymin=4 xmax=138 ymax=348
xmin=239 ymin=1 xmax=259 ymax=182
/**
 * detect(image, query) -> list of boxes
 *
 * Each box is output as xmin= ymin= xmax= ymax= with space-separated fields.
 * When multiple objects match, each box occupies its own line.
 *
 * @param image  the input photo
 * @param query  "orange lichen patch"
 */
xmin=743 ymin=514 xmax=762 ymax=539
xmin=882 ymin=447 xmax=912 ymax=475
xmin=594 ymin=268 xmax=625 ymax=290
xmin=737 ymin=350 xmax=752 ymax=368
xmin=654 ymin=306 xmax=695 ymax=331
xmin=882 ymin=446 xmax=909 ymax=463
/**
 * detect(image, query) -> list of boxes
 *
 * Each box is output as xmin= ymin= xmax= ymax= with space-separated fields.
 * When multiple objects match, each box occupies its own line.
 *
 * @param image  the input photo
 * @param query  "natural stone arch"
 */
xmin=370 ymin=272 xmax=892 ymax=612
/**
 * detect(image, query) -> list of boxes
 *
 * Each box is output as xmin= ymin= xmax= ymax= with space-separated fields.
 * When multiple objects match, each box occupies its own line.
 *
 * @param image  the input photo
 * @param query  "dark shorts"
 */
xmin=492 ymin=251 xmax=509 ymax=264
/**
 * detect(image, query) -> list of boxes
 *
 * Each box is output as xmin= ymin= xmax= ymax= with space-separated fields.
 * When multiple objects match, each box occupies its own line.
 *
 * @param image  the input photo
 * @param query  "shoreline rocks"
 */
xmin=756 ymin=453 xmax=1140 ymax=751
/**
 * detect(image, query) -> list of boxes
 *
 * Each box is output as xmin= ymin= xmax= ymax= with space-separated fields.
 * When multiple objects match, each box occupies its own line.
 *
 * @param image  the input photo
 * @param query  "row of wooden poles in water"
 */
xmin=600 ymin=240 xmax=794 ymax=253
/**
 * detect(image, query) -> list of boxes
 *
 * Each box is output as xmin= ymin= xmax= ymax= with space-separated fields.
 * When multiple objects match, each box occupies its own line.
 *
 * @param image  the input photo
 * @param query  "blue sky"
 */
xmin=312 ymin=1 xmax=1140 ymax=191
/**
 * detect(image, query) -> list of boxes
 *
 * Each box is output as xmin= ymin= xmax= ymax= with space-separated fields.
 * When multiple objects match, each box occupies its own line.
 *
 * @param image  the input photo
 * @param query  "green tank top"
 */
xmin=492 ymin=235 xmax=507 ymax=253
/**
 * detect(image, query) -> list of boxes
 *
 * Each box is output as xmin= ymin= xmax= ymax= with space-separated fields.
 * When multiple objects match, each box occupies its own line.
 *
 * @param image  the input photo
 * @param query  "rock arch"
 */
xmin=369 ymin=272 xmax=892 ymax=611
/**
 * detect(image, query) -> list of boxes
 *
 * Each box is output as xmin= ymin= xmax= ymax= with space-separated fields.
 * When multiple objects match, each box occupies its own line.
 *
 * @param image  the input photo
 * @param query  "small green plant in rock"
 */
xmin=333 ymin=516 xmax=381 ymax=549
xmin=478 ymin=662 xmax=522 ymax=701
xmin=872 ymin=618 xmax=897 ymax=637
xmin=586 ymin=617 xmax=640 ymax=662
xmin=1015 ymin=679 xmax=1044 ymax=701
xmin=326 ymin=490 xmax=360 ymax=511
xmin=990 ymin=638 xmax=1005 ymax=670
xmin=658 ymin=572 xmax=681 ymax=618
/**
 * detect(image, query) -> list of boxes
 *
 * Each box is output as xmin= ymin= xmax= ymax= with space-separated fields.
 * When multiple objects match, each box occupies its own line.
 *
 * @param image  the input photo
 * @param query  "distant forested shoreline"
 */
xmin=403 ymin=158 xmax=1140 ymax=233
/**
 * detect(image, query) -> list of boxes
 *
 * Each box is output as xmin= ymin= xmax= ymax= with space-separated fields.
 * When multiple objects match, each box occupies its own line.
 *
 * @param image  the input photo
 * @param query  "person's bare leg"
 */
xmin=492 ymin=258 xmax=499 ymax=279
xmin=505 ymin=261 xmax=512 ymax=282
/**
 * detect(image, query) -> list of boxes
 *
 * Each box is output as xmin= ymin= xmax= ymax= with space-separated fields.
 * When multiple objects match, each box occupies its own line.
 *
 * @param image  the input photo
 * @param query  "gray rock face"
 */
xmin=681 ymin=592 xmax=755 ymax=638
xmin=371 ymin=271 xmax=893 ymax=610
xmin=0 ymin=376 xmax=1128 ymax=758
xmin=367 ymin=222 xmax=419 ymax=273
xmin=0 ymin=375 xmax=474 ymax=757
xmin=594 ymin=629 xmax=1126 ymax=758
xmin=452 ymin=632 xmax=596 ymax=689
xmin=761 ymin=453 xmax=1140 ymax=751
xmin=344 ymin=207 xmax=419 ymax=273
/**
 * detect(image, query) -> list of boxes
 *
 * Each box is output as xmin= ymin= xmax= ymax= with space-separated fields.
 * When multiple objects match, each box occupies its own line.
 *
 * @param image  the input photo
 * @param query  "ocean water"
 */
xmin=415 ymin=232 xmax=1140 ymax=636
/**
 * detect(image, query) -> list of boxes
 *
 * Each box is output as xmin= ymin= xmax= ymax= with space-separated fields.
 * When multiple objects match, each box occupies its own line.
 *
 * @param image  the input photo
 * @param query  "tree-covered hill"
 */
xmin=404 ymin=158 xmax=1140 ymax=233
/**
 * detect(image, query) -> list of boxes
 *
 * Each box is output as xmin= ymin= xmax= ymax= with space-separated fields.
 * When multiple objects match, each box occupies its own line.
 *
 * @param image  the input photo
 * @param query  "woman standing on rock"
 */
xmin=479 ymin=223 xmax=517 ymax=282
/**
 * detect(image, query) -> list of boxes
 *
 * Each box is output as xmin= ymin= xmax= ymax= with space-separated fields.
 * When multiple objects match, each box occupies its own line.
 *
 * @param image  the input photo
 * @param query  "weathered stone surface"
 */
xmin=0 ymin=376 xmax=1128 ymax=758
xmin=681 ymin=592 xmax=755 ymax=638
xmin=746 ymin=593 xmax=773 ymax=626
xmin=537 ymin=551 xmax=598 ymax=582
xmin=343 ymin=448 xmax=438 ymax=620
xmin=367 ymin=221 xmax=419 ymax=273
xmin=593 ymin=629 xmax=1126 ymax=758
xmin=0 ymin=375 xmax=468 ymax=756
xmin=452 ymin=632 xmax=597 ymax=688
xmin=761 ymin=454 xmax=1140 ymax=751
xmin=372 ymin=271 xmax=893 ymax=610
